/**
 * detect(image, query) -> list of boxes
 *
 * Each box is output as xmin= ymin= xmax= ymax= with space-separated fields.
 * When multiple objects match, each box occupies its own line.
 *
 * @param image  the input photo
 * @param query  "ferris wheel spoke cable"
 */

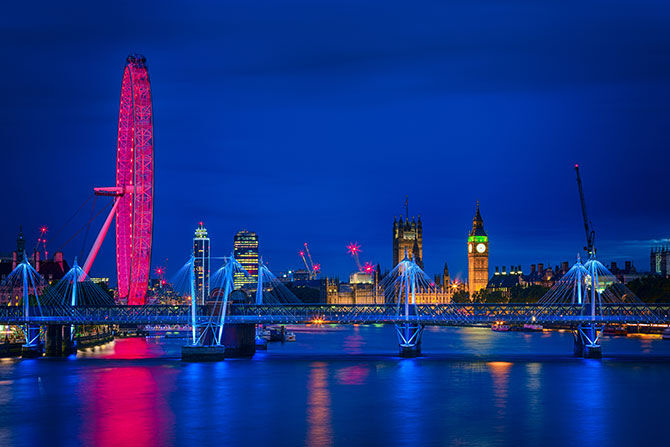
xmin=45 ymin=194 xmax=94 ymax=252
xmin=55 ymin=200 xmax=114 ymax=254
xmin=78 ymin=195 xmax=99 ymax=261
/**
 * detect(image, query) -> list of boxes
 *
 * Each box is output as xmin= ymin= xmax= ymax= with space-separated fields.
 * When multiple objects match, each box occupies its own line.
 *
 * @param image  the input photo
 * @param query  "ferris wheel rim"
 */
xmin=115 ymin=55 xmax=154 ymax=305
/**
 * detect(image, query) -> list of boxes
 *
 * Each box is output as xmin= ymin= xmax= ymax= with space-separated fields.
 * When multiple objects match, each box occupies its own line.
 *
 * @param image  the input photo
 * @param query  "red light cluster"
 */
xmin=346 ymin=242 xmax=361 ymax=255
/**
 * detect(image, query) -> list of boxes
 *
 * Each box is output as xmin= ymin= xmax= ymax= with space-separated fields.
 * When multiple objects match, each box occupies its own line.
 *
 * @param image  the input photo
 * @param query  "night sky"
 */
xmin=3 ymin=1 xmax=670 ymax=283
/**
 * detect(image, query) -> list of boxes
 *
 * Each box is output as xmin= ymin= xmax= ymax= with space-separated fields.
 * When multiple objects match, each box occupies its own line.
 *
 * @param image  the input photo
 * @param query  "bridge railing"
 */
xmin=0 ymin=303 xmax=667 ymax=325
xmin=225 ymin=303 xmax=670 ymax=325
xmin=0 ymin=305 xmax=207 ymax=325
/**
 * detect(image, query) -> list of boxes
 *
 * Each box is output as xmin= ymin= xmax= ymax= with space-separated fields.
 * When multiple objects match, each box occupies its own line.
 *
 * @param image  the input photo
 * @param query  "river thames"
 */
xmin=0 ymin=326 xmax=669 ymax=446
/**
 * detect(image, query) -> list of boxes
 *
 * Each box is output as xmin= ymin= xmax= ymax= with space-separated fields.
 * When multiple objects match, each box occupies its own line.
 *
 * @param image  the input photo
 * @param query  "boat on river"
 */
xmin=603 ymin=325 xmax=628 ymax=337
xmin=262 ymin=325 xmax=296 ymax=342
xmin=492 ymin=322 xmax=510 ymax=332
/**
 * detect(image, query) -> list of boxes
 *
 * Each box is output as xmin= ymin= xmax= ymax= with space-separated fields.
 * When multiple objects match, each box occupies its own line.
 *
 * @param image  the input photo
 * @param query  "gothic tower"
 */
xmin=393 ymin=215 xmax=423 ymax=268
xmin=16 ymin=226 xmax=25 ymax=259
xmin=467 ymin=201 xmax=489 ymax=298
xmin=443 ymin=262 xmax=450 ymax=288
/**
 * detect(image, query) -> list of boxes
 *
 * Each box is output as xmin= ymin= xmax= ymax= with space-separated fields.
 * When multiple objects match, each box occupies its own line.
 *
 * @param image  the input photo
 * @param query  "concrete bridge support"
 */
xmin=45 ymin=325 xmax=75 ymax=357
xmin=573 ymin=331 xmax=584 ymax=357
xmin=182 ymin=324 xmax=256 ymax=361
xmin=574 ymin=324 xmax=602 ymax=359
xmin=222 ymin=323 xmax=256 ymax=357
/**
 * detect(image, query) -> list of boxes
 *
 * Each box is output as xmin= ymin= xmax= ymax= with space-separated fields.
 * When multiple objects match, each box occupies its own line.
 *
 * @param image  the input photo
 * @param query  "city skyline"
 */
xmin=3 ymin=1 xmax=670 ymax=281
xmin=2 ymin=3 xmax=670 ymax=446
xmin=2 ymin=194 xmax=658 ymax=285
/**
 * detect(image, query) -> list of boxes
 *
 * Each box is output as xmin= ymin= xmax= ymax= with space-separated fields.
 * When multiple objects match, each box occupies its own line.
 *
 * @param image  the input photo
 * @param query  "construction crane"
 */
xmin=154 ymin=258 xmax=168 ymax=287
xmin=574 ymin=164 xmax=596 ymax=256
xmin=34 ymin=226 xmax=48 ymax=259
xmin=298 ymin=249 xmax=310 ymax=272
xmin=346 ymin=242 xmax=375 ymax=274
xmin=347 ymin=242 xmax=363 ymax=271
xmin=303 ymin=242 xmax=320 ymax=279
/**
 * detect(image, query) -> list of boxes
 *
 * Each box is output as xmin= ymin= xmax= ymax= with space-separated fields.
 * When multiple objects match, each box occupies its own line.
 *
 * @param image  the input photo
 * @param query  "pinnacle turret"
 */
xmin=469 ymin=201 xmax=486 ymax=237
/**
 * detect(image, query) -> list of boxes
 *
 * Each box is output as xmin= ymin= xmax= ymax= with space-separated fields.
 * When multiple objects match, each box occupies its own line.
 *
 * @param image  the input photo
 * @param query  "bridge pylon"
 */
xmin=577 ymin=255 xmax=605 ymax=358
xmin=535 ymin=254 xmax=660 ymax=358
xmin=381 ymin=250 xmax=436 ymax=357
xmin=254 ymin=258 xmax=267 ymax=350
xmin=0 ymin=256 xmax=46 ymax=356
xmin=182 ymin=256 xmax=255 ymax=361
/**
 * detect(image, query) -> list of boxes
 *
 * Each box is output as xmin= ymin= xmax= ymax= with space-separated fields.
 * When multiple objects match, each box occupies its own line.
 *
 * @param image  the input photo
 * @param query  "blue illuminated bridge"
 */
xmin=4 ymin=256 xmax=669 ymax=359
xmin=2 ymin=303 xmax=668 ymax=326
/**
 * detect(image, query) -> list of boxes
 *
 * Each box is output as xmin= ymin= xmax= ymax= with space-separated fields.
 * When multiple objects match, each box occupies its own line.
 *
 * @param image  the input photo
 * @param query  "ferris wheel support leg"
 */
xmin=81 ymin=197 xmax=121 ymax=279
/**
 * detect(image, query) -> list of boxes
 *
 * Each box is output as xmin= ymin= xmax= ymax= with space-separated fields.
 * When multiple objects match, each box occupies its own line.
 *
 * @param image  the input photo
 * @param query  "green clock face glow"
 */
xmin=476 ymin=243 xmax=486 ymax=253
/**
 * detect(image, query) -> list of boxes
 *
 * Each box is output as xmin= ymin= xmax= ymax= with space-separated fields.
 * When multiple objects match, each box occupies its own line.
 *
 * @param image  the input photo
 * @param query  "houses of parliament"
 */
xmin=326 ymin=201 xmax=489 ymax=305
xmin=392 ymin=214 xmax=423 ymax=268
xmin=391 ymin=201 xmax=489 ymax=299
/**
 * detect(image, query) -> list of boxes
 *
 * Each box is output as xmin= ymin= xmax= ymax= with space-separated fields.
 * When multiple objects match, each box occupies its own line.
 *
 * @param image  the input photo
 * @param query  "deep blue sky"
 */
xmin=3 ymin=0 xmax=670 ymax=283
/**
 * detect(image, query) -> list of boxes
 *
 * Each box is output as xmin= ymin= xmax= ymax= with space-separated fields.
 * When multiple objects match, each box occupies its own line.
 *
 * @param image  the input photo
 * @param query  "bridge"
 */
xmin=2 ymin=253 xmax=668 ymax=360
xmin=0 ymin=303 xmax=666 ymax=326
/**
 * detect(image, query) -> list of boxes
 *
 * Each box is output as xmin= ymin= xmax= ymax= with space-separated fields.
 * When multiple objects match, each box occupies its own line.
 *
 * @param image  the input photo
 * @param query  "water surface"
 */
xmin=0 ymin=326 xmax=668 ymax=446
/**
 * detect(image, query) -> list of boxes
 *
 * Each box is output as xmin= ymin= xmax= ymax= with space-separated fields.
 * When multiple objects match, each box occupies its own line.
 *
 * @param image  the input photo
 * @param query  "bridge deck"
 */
xmin=1 ymin=304 xmax=668 ymax=326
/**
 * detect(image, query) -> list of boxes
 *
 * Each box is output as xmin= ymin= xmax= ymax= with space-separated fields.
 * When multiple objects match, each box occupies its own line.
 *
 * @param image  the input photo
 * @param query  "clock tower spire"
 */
xmin=467 ymin=201 xmax=489 ymax=299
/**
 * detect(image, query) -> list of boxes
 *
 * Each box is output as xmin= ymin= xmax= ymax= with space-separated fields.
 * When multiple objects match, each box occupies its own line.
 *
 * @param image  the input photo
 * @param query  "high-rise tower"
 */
xmin=234 ymin=230 xmax=259 ymax=289
xmin=467 ymin=201 xmax=489 ymax=298
xmin=193 ymin=222 xmax=210 ymax=305
xmin=393 ymin=199 xmax=423 ymax=268
xmin=651 ymin=246 xmax=670 ymax=276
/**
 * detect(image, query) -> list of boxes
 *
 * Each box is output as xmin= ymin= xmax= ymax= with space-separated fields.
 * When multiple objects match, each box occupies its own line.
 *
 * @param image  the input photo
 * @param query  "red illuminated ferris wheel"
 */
xmin=82 ymin=55 xmax=154 ymax=305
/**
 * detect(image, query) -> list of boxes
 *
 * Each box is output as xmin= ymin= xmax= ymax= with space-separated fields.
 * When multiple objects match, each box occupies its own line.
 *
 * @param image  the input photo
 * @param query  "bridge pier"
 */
xmin=182 ymin=324 xmax=256 ymax=361
xmin=572 ymin=331 xmax=584 ymax=357
xmin=45 ymin=325 xmax=76 ymax=357
xmin=222 ymin=323 xmax=256 ymax=357
xmin=395 ymin=323 xmax=423 ymax=358
xmin=575 ymin=324 xmax=602 ymax=359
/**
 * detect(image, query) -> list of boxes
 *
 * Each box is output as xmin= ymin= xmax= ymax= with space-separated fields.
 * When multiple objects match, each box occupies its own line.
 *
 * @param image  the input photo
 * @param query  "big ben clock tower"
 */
xmin=467 ymin=201 xmax=489 ymax=298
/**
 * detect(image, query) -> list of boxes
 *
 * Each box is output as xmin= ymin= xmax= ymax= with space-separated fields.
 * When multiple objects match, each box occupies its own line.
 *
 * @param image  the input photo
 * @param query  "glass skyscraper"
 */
xmin=233 ymin=230 xmax=259 ymax=289
xmin=193 ymin=222 xmax=210 ymax=304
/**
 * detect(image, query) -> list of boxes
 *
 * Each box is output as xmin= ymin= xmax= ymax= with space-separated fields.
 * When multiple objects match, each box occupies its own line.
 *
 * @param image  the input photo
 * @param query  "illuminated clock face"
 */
xmin=468 ymin=243 xmax=473 ymax=253
xmin=476 ymin=243 xmax=486 ymax=253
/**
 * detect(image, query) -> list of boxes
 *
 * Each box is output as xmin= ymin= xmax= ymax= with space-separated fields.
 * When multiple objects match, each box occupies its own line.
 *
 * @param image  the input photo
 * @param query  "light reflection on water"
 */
xmin=306 ymin=362 xmax=332 ymax=447
xmin=80 ymin=366 xmax=177 ymax=447
xmin=335 ymin=364 xmax=369 ymax=385
xmin=487 ymin=361 xmax=512 ymax=419
xmin=524 ymin=362 xmax=543 ymax=444
xmin=0 ymin=326 xmax=668 ymax=447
